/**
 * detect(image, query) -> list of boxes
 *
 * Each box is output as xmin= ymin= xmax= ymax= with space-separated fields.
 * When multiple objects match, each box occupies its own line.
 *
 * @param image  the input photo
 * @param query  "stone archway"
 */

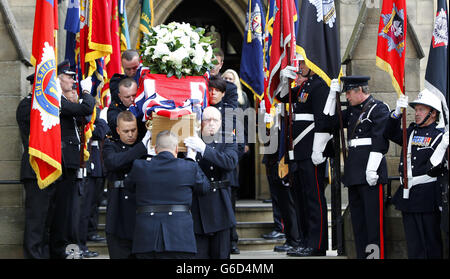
xmin=126 ymin=0 xmax=248 ymax=48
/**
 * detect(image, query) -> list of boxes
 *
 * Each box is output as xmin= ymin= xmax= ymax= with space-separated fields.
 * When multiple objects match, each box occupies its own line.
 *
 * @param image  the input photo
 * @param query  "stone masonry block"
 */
xmin=0 ymin=96 xmax=20 ymax=127
xmin=0 ymin=207 xmax=24 ymax=245
xmin=0 ymin=184 xmax=23 ymax=208
xmin=0 ymin=126 xmax=21 ymax=161
xmin=0 ymin=160 xmax=20 ymax=181
xmin=417 ymin=0 xmax=435 ymax=25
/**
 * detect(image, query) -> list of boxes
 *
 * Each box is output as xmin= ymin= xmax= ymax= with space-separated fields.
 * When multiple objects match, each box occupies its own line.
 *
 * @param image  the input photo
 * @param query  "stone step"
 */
xmin=237 ymin=238 xmax=286 ymax=251
xmin=236 ymin=221 xmax=275 ymax=239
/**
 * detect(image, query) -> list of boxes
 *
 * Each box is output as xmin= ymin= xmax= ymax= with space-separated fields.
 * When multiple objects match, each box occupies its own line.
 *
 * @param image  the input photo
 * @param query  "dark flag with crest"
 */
xmin=425 ymin=0 xmax=448 ymax=128
xmin=240 ymin=0 xmax=266 ymax=100
xmin=296 ymin=0 xmax=342 ymax=86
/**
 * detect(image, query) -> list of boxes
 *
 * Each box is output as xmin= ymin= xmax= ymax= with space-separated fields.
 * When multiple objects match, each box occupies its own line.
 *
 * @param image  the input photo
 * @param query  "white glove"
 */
xmin=280 ymin=65 xmax=298 ymax=80
xmin=278 ymin=65 xmax=298 ymax=98
xmin=323 ymin=79 xmax=339 ymax=116
xmin=311 ymin=133 xmax=332 ymax=165
xmin=184 ymin=136 xmax=206 ymax=156
xmin=366 ymin=152 xmax=383 ymax=186
xmin=55 ymin=77 xmax=62 ymax=95
xmin=141 ymin=130 xmax=151 ymax=148
xmin=80 ymin=76 xmax=93 ymax=94
xmin=394 ymin=95 xmax=408 ymax=116
xmin=430 ymin=131 xmax=449 ymax=167
xmin=186 ymin=147 xmax=197 ymax=161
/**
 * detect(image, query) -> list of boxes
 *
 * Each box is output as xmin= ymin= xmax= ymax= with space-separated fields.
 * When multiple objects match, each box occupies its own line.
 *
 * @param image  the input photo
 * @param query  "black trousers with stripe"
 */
xmin=348 ymin=184 xmax=385 ymax=259
xmin=291 ymin=159 xmax=328 ymax=251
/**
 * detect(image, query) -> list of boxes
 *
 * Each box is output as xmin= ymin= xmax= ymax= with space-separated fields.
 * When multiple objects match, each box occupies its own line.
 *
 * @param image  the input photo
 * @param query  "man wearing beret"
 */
xmin=340 ymin=75 xmax=390 ymax=259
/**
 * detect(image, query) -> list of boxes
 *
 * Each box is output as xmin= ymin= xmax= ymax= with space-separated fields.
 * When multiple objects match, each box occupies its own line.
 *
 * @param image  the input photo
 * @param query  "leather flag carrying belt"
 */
xmin=210 ymin=180 xmax=230 ymax=192
xmin=136 ymin=204 xmax=190 ymax=214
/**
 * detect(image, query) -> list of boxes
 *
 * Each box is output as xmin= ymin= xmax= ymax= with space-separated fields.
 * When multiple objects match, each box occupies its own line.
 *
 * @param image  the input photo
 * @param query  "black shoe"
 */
xmin=87 ymin=234 xmax=106 ymax=242
xmin=274 ymin=243 xmax=294 ymax=252
xmin=230 ymin=244 xmax=240 ymax=254
xmin=289 ymin=247 xmax=326 ymax=257
xmin=82 ymin=250 xmax=99 ymax=258
xmin=262 ymin=230 xmax=286 ymax=240
xmin=286 ymin=246 xmax=305 ymax=256
xmin=100 ymin=199 xmax=108 ymax=207
xmin=262 ymin=199 xmax=272 ymax=203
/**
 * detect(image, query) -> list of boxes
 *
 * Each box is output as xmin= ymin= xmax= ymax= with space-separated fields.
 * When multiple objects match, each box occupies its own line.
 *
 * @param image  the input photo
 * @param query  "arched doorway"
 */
xmin=163 ymin=0 xmax=257 ymax=199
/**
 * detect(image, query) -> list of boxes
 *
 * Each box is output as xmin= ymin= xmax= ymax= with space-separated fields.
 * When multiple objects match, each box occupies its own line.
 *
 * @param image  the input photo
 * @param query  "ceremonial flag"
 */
xmin=64 ymin=0 xmax=80 ymax=69
xmin=101 ymin=0 xmax=122 ymax=108
xmin=136 ymin=0 xmax=154 ymax=49
xmin=264 ymin=0 xmax=297 ymax=112
xmin=424 ymin=0 xmax=448 ymax=128
xmin=79 ymin=0 xmax=113 ymax=78
xmin=29 ymin=0 xmax=62 ymax=189
xmin=240 ymin=0 xmax=266 ymax=100
xmin=376 ymin=0 xmax=407 ymax=96
xmin=119 ymin=0 xmax=131 ymax=51
xmin=296 ymin=0 xmax=342 ymax=86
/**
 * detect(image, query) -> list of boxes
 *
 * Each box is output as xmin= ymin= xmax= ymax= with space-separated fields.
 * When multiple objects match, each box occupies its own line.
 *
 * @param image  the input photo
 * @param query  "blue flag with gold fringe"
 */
xmin=240 ymin=0 xmax=266 ymax=100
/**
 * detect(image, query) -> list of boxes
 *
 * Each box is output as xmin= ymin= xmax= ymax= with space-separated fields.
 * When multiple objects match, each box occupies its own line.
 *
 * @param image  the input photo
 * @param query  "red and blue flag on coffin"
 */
xmin=129 ymin=73 xmax=209 ymax=121
xmin=29 ymin=0 xmax=62 ymax=189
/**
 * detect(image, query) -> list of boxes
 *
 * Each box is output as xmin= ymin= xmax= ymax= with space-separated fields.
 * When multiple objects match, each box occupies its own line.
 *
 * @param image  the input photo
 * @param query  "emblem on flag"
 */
xmin=309 ymin=0 xmax=337 ymax=28
xmin=432 ymin=8 xmax=448 ymax=48
xmin=250 ymin=4 xmax=263 ymax=40
xmin=378 ymin=3 xmax=405 ymax=57
xmin=33 ymin=42 xmax=60 ymax=132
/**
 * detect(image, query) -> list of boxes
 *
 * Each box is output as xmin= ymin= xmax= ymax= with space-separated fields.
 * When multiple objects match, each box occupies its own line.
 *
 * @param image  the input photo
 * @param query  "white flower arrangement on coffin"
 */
xmin=140 ymin=22 xmax=217 ymax=79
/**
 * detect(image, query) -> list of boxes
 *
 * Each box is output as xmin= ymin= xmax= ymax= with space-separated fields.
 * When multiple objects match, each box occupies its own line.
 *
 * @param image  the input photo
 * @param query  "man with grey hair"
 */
xmin=339 ymin=75 xmax=390 ymax=259
xmin=184 ymin=106 xmax=239 ymax=259
xmin=125 ymin=130 xmax=210 ymax=259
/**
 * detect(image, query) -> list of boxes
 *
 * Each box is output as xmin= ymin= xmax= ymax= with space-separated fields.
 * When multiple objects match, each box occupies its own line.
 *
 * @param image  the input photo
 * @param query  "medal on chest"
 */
xmin=411 ymin=136 xmax=432 ymax=147
xmin=298 ymin=91 xmax=309 ymax=103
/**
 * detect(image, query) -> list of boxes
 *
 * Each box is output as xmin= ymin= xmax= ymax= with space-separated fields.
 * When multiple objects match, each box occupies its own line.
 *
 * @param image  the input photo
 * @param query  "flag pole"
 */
xmin=401 ymin=86 xmax=408 ymax=190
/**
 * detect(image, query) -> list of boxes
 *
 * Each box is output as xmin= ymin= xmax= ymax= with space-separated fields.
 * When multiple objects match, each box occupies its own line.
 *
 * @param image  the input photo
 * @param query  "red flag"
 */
xmin=101 ymin=0 xmax=122 ymax=108
xmin=29 ymin=0 xmax=62 ymax=189
xmin=264 ymin=0 xmax=297 ymax=112
xmin=376 ymin=0 xmax=407 ymax=96
xmin=80 ymin=0 xmax=113 ymax=78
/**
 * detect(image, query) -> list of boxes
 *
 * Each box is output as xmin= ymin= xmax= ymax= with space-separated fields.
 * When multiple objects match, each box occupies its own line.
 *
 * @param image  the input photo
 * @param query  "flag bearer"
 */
xmin=386 ymin=89 xmax=447 ymax=259
xmin=278 ymin=56 xmax=337 ymax=257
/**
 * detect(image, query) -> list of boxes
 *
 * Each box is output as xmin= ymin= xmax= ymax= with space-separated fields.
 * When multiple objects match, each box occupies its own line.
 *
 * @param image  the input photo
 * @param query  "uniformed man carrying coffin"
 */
xmin=339 ymin=76 xmax=390 ymax=259
xmin=102 ymin=111 xmax=150 ymax=259
xmin=184 ymin=106 xmax=239 ymax=259
xmin=385 ymin=89 xmax=448 ymax=259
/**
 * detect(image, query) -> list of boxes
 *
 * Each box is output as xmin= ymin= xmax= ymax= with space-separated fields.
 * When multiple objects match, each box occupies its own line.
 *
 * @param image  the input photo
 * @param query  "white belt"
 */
xmin=290 ymin=123 xmax=315 ymax=160
xmin=91 ymin=140 xmax=99 ymax=147
xmin=348 ymin=138 xmax=372 ymax=147
xmin=294 ymin=113 xmax=314 ymax=121
xmin=402 ymin=174 xmax=437 ymax=199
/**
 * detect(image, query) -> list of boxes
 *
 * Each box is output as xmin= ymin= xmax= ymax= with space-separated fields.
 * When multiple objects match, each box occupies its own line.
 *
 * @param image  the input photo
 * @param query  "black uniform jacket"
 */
xmin=60 ymin=92 xmax=95 ymax=170
xmin=103 ymin=138 xmax=147 ymax=240
xmin=124 ymin=151 xmax=210 ymax=254
xmin=192 ymin=141 xmax=239 ymax=235
xmin=86 ymin=109 xmax=110 ymax=178
xmin=386 ymin=118 xmax=444 ymax=212
xmin=342 ymin=95 xmax=390 ymax=186
xmin=279 ymin=74 xmax=335 ymax=161
xmin=16 ymin=94 xmax=36 ymax=181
